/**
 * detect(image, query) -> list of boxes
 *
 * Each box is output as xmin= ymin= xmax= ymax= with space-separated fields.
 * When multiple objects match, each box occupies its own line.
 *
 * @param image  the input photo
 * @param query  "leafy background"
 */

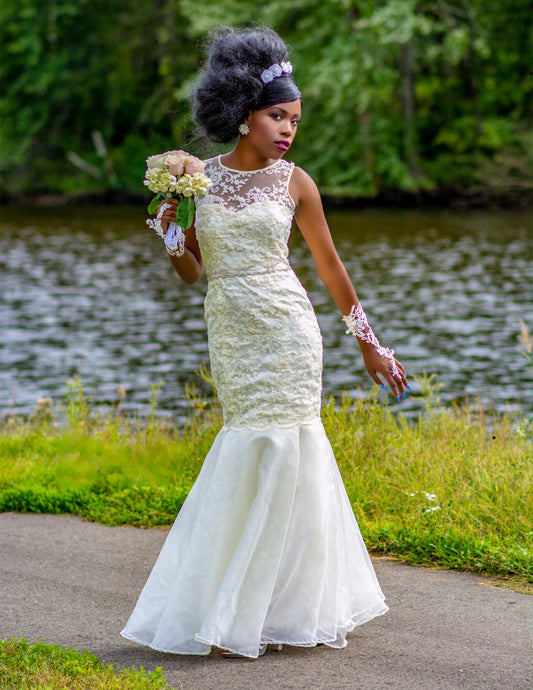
xmin=1 ymin=0 xmax=531 ymax=201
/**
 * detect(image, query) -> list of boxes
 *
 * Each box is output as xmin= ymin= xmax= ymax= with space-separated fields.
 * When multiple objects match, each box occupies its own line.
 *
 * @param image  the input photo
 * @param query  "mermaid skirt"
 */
xmin=121 ymin=421 xmax=388 ymax=657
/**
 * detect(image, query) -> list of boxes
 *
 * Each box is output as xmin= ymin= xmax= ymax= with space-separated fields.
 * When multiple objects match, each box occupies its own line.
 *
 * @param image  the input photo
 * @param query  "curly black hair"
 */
xmin=193 ymin=26 xmax=302 ymax=144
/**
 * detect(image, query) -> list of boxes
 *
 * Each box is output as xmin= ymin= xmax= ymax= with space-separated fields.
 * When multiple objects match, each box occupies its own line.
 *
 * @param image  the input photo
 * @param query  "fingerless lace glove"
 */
xmin=146 ymin=202 xmax=186 ymax=257
xmin=342 ymin=303 xmax=400 ymax=378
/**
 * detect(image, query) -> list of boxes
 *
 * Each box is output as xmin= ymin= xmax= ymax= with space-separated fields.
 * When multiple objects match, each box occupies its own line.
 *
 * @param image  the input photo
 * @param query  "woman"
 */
xmin=121 ymin=26 xmax=409 ymax=659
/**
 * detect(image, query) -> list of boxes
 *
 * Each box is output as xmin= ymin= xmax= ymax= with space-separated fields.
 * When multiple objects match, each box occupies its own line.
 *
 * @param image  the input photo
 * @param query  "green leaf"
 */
xmin=176 ymin=196 xmax=195 ymax=230
xmin=147 ymin=192 xmax=166 ymax=215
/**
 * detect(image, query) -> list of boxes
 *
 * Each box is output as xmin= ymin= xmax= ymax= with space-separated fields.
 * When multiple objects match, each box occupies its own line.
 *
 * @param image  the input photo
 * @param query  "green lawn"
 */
xmin=0 ymin=638 xmax=173 ymax=690
xmin=1 ymin=375 xmax=531 ymax=583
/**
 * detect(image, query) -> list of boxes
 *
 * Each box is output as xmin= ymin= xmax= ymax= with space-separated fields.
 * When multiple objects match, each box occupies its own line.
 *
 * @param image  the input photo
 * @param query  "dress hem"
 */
xmin=120 ymin=598 xmax=388 ymax=658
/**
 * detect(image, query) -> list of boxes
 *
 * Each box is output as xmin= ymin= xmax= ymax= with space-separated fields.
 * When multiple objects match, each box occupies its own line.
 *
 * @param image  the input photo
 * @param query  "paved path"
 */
xmin=1 ymin=513 xmax=531 ymax=690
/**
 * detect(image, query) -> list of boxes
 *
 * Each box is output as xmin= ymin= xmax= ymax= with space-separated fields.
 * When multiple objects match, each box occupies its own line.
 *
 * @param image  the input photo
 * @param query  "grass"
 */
xmin=1 ymin=373 xmax=532 ymax=584
xmin=0 ymin=638 xmax=174 ymax=690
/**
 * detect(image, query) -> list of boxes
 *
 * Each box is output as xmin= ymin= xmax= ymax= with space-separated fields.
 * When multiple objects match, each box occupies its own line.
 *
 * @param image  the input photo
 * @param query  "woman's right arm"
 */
xmin=158 ymin=198 xmax=204 ymax=284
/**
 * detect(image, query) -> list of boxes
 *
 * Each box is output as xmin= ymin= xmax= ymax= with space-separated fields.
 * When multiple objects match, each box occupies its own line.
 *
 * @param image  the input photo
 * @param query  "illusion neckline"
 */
xmin=217 ymin=155 xmax=283 ymax=174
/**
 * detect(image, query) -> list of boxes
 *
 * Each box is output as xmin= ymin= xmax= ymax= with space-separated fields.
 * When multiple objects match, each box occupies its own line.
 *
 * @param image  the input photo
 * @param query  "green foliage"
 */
xmin=1 ymin=376 xmax=532 ymax=580
xmin=148 ymin=192 xmax=167 ymax=215
xmin=323 ymin=391 xmax=532 ymax=579
xmin=0 ymin=0 xmax=199 ymax=195
xmin=0 ymin=638 xmax=171 ymax=689
xmin=0 ymin=0 xmax=530 ymax=199
xmin=176 ymin=196 xmax=195 ymax=229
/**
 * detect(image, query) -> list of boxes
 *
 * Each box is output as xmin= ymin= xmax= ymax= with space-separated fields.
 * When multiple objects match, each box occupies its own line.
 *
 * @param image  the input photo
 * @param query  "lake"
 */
xmin=1 ymin=205 xmax=532 ymax=421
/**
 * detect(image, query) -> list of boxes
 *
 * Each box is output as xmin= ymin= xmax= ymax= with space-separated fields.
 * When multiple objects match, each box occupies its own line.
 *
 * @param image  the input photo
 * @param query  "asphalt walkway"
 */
xmin=1 ymin=513 xmax=531 ymax=689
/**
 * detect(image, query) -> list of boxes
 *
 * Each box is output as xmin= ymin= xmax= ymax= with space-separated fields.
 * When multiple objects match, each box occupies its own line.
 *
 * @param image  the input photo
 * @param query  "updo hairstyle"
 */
xmin=193 ymin=27 xmax=302 ymax=144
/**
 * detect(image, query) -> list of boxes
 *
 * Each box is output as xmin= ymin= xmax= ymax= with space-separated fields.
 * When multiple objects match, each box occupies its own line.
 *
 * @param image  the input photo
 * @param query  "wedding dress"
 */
xmin=120 ymin=156 xmax=388 ymax=658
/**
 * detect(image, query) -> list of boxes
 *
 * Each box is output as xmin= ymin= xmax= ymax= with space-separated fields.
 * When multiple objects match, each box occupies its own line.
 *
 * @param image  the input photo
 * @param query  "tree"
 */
xmin=0 ymin=0 xmax=198 ymax=195
xmin=1 ymin=0 xmax=530 ymax=199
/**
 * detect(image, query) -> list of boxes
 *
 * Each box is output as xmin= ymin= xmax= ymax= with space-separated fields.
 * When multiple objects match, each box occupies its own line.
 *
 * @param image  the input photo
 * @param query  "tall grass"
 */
xmin=1 ymin=373 xmax=531 ymax=582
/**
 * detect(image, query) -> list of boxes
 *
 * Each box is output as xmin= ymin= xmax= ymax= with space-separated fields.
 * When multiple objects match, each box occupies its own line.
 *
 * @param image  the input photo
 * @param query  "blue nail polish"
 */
xmin=402 ymin=391 xmax=406 ymax=399
xmin=378 ymin=385 xmax=387 ymax=390
xmin=397 ymin=395 xmax=401 ymax=402
xmin=407 ymin=384 xmax=412 ymax=391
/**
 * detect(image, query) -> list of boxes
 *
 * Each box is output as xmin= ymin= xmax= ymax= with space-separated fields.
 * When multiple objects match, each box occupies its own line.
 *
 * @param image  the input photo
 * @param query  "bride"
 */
xmin=121 ymin=26 xmax=409 ymax=659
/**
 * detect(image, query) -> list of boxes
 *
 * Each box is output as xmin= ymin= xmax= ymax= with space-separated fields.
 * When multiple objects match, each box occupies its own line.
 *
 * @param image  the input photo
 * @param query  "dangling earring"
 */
xmin=238 ymin=123 xmax=250 ymax=136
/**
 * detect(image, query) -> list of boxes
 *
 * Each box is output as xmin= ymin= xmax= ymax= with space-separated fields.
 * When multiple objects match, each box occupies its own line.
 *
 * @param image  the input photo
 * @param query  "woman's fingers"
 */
xmin=393 ymin=358 xmax=410 ymax=391
xmin=395 ymin=359 xmax=406 ymax=376
xmin=383 ymin=370 xmax=402 ymax=399
xmin=384 ymin=359 xmax=410 ymax=400
xmin=368 ymin=369 xmax=386 ymax=389
xmin=156 ymin=201 xmax=178 ymax=232
xmin=157 ymin=198 xmax=179 ymax=223
xmin=367 ymin=364 xmax=400 ymax=398
xmin=157 ymin=197 xmax=179 ymax=211
xmin=364 ymin=351 xmax=410 ymax=400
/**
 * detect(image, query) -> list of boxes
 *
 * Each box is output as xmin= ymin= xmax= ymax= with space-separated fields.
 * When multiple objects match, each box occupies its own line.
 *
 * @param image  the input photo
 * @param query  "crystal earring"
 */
xmin=238 ymin=123 xmax=249 ymax=136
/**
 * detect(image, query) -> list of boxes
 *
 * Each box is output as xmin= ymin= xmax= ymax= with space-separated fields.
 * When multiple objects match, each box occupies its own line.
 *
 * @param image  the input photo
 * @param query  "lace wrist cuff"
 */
xmin=146 ymin=202 xmax=186 ymax=257
xmin=146 ymin=201 xmax=168 ymax=237
xmin=163 ymin=222 xmax=186 ymax=257
xmin=342 ymin=303 xmax=400 ymax=377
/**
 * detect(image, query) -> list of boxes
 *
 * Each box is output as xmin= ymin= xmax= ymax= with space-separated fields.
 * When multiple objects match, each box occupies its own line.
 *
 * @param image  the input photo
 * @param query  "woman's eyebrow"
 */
xmin=271 ymin=107 xmax=301 ymax=119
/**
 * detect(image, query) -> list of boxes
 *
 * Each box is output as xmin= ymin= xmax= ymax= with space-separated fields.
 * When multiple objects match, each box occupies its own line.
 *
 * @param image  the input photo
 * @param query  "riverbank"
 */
xmin=1 ymin=377 xmax=531 ymax=585
xmin=1 ymin=184 xmax=531 ymax=210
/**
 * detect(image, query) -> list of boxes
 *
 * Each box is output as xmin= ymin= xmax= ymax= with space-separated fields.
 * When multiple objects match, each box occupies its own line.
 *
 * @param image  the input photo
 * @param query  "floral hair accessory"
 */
xmin=260 ymin=61 xmax=293 ymax=85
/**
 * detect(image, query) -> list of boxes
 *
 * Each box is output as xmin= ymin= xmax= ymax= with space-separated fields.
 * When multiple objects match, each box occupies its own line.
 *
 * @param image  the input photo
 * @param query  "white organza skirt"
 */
xmin=121 ymin=419 xmax=388 ymax=658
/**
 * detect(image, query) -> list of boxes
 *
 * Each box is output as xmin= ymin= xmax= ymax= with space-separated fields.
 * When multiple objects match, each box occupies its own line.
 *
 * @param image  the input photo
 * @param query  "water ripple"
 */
xmin=1 ymin=206 xmax=532 ymax=420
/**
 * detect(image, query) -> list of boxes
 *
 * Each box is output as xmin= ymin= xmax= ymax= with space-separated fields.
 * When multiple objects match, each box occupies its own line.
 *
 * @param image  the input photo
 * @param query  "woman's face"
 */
xmin=245 ymin=101 xmax=301 ymax=159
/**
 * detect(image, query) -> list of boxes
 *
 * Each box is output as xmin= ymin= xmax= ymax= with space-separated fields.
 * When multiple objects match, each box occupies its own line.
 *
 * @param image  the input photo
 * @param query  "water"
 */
xmin=1 ymin=205 xmax=532 ymax=421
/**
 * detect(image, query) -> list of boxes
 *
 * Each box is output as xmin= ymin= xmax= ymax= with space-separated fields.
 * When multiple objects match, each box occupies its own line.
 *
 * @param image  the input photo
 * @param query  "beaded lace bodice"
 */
xmin=194 ymin=156 xmax=322 ymax=430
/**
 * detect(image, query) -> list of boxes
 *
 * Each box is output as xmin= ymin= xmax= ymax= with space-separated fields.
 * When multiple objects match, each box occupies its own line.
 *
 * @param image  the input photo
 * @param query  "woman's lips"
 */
xmin=275 ymin=140 xmax=290 ymax=152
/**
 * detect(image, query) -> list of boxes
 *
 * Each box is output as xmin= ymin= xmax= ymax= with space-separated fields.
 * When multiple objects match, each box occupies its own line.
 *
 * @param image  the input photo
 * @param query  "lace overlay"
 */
xmin=121 ymin=157 xmax=388 ymax=659
xmin=195 ymin=157 xmax=322 ymax=430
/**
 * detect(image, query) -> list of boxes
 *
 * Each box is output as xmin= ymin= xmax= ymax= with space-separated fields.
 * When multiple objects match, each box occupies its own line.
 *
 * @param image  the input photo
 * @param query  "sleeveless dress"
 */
xmin=121 ymin=156 xmax=388 ymax=658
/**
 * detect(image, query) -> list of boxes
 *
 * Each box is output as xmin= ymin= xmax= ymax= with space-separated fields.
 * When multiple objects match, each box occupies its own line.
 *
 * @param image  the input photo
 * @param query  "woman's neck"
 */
xmin=220 ymin=141 xmax=278 ymax=172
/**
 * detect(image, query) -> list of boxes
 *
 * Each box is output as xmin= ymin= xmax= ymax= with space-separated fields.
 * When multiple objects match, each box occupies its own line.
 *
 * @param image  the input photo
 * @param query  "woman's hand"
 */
xmin=156 ymin=198 xmax=180 ymax=234
xmin=154 ymin=197 xmax=204 ymax=284
xmin=360 ymin=343 xmax=409 ymax=400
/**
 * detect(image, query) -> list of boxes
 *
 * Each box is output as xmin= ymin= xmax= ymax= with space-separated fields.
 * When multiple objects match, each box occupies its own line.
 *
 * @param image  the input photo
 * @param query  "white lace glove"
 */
xmin=163 ymin=222 xmax=186 ymax=256
xmin=342 ymin=303 xmax=401 ymax=380
xmin=146 ymin=202 xmax=186 ymax=256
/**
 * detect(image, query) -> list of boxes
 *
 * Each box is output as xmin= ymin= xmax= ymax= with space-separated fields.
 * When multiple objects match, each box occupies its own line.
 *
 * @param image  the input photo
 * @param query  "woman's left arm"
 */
xmin=290 ymin=166 xmax=409 ymax=398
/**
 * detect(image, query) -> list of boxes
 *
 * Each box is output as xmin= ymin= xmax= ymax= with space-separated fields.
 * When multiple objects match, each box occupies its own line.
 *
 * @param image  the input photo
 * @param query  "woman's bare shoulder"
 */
xmin=290 ymin=165 xmax=321 ymax=207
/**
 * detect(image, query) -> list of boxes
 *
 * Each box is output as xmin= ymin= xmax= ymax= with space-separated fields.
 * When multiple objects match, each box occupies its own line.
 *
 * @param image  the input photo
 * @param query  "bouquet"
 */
xmin=144 ymin=150 xmax=211 ymax=255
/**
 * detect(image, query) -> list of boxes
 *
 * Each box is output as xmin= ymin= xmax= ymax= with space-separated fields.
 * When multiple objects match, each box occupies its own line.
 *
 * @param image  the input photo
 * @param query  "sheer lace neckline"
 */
xmin=217 ymin=155 xmax=283 ymax=174
xmin=196 ymin=156 xmax=295 ymax=213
